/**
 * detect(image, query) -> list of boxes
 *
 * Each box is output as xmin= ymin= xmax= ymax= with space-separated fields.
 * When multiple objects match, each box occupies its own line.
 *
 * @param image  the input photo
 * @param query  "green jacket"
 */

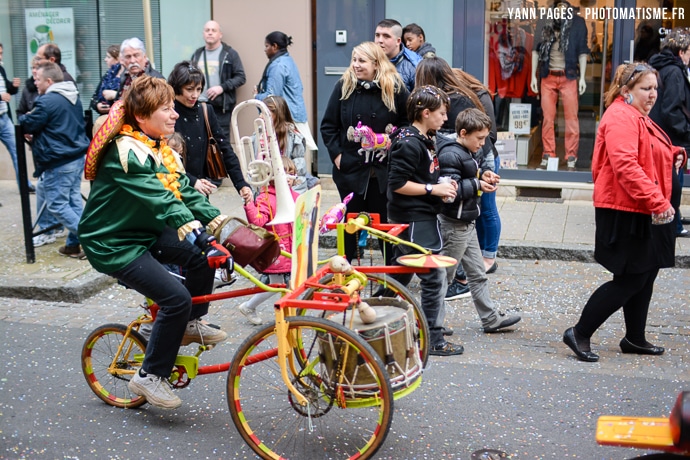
xmin=79 ymin=136 xmax=221 ymax=274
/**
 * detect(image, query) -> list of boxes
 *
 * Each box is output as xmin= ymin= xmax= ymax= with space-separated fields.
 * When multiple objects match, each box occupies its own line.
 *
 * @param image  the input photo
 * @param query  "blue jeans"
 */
xmin=41 ymin=156 xmax=85 ymax=247
xmin=36 ymin=174 xmax=61 ymax=232
xmin=0 ymin=113 xmax=30 ymax=189
xmin=109 ymin=227 xmax=214 ymax=377
xmin=475 ymin=155 xmax=502 ymax=259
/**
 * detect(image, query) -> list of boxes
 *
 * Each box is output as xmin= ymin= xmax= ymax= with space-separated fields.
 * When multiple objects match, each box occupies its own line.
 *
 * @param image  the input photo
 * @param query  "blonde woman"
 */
xmin=320 ymin=41 xmax=409 ymax=262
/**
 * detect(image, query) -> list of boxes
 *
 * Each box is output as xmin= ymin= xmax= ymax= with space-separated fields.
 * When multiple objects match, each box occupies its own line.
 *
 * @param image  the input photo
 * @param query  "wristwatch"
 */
xmin=425 ymin=183 xmax=433 ymax=195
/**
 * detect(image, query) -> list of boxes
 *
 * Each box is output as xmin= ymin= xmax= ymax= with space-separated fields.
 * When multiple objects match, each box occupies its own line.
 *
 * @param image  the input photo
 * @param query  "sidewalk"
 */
xmin=1 ymin=179 xmax=689 ymax=302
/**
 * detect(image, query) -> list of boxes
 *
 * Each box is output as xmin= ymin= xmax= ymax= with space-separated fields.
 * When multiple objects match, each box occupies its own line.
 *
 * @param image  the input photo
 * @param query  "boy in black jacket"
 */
xmin=437 ymin=108 xmax=521 ymax=333
xmin=387 ymin=85 xmax=462 ymax=356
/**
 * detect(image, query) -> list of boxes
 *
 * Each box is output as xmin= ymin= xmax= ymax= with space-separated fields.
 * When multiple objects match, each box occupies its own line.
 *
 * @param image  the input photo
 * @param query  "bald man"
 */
xmin=191 ymin=20 xmax=246 ymax=140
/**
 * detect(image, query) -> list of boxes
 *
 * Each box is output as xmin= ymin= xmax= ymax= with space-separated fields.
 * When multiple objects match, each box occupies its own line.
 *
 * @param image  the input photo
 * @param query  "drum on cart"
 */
xmin=318 ymin=297 xmax=423 ymax=399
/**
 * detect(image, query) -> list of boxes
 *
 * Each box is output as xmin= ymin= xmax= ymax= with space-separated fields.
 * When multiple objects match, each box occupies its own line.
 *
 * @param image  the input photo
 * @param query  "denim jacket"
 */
xmin=255 ymin=54 xmax=307 ymax=123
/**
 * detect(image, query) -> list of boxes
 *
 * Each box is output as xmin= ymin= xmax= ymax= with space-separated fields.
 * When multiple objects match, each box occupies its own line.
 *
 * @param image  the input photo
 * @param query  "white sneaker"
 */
xmin=567 ymin=155 xmax=577 ymax=170
xmin=181 ymin=319 xmax=228 ymax=346
xmin=213 ymin=269 xmax=237 ymax=290
xmin=53 ymin=228 xmax=68 ymax=238
xmin=33 ymin=232 xmax=56 ymax=247
xmin=239 ymin=302 xmax=263 ymax=325
xmin=128 ymin=370 xmax=181 ymax=409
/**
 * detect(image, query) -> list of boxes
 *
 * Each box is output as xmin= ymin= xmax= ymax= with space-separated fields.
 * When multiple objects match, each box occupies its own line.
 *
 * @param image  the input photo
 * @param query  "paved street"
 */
xmin=0 ymin=179 xmax=688 ymax=459
xmin=1 ymin=257 xmax=689 ymax=459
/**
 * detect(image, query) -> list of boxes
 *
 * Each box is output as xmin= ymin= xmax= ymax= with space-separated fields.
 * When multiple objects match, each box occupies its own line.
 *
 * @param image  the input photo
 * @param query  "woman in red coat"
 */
xmin=563 ymin=62 xmax=686 ymax=362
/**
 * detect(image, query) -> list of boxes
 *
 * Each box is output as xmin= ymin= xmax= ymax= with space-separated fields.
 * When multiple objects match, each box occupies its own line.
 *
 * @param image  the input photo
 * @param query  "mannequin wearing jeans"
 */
xmin=530 ymin=1 xmax=589 ymax=171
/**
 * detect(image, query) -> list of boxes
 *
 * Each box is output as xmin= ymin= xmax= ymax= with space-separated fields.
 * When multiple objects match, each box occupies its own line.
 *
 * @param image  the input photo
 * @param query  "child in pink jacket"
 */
xmin=239 ymin=157 xmax=299 ymax=325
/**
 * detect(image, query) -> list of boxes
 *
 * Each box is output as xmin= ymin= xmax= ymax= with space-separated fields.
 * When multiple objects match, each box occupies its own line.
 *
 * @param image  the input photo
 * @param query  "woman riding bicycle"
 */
xmin=79 ymin=76 xmax=231 ymax=410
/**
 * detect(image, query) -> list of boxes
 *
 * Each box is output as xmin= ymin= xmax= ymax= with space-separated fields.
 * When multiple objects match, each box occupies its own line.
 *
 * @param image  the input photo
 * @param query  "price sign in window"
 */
xmin=509 ymin=103 xmax=531 ymax=135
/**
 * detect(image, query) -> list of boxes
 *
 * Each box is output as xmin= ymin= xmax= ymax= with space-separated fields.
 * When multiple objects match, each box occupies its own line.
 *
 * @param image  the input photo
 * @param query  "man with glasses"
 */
xmin=35 ymin=43 xmax=74 ymax=83
xmin=115 ymin=38 xmax=164 ymax=101
xmin=191 ymin=20 xmax=246 ymax=140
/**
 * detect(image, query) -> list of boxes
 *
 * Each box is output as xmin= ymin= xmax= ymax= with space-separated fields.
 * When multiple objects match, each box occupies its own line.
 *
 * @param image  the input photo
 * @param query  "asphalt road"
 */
xmin=1 ymin=258 xmax=689 ymax=459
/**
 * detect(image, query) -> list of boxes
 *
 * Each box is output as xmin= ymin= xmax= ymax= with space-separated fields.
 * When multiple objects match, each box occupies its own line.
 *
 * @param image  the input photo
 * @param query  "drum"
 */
xmin=318 ymin=297 xmax=422 ymax=396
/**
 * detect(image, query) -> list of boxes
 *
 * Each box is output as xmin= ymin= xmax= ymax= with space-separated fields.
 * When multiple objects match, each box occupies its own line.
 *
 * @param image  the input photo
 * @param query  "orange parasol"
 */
xmin=84 ymin=100 xmax=125 ymax=180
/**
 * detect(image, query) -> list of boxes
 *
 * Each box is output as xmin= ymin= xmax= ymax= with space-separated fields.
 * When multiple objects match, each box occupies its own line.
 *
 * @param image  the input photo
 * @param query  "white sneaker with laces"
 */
xmin=181 ymin=318 xmax=228 ymax=346
xmin=128 ymin=370 xmax=181 ymax=409
xmin=239 ymin=302 xmax=263 ymax=325
xmin=33 ymin=232 xmax=56 ymax=247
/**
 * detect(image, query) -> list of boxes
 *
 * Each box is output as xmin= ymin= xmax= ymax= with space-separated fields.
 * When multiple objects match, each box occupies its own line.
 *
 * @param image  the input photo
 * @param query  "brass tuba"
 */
xmin=231 ymin=99 xmax=295 ymax=225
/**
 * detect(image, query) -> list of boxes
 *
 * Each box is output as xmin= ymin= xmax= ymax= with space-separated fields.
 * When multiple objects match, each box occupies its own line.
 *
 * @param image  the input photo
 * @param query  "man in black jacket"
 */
xmin=35 ymin=43 xmax=75 ymax=83
xmin=191 ymin=20 xmax=246 ymax=140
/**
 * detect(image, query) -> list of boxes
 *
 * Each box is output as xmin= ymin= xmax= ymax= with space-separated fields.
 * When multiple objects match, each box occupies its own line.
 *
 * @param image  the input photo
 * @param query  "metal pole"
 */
xmin=16 ymin=124 xmax=35 ymax=263
xmin=142 ymin=0 xmax=155 ymax=65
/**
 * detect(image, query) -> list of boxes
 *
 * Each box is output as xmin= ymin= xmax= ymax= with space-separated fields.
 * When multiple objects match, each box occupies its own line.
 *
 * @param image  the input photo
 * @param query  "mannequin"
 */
xmin=531 ymin=1 xmax=589 ymax=170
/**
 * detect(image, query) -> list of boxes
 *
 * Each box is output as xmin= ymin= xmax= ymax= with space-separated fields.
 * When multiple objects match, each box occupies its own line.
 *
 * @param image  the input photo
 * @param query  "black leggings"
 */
xmin=575 ymin=268 xmax=658 ymax=344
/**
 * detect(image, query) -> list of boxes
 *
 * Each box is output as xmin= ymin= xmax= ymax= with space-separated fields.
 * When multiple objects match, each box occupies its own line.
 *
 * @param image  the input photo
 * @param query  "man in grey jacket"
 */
xmin=191 ymin=20 xmax=246 ymax=140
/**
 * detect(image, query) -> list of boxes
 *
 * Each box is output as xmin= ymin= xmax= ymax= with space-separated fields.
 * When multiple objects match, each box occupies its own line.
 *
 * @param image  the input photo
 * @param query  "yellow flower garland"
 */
xmin=120 ymin=124 xmax=182 ymax=200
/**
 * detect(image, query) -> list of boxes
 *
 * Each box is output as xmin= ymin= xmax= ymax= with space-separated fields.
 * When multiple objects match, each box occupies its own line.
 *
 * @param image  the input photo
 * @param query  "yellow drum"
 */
xmin=318 ymin=298 xmax=422 ymax=397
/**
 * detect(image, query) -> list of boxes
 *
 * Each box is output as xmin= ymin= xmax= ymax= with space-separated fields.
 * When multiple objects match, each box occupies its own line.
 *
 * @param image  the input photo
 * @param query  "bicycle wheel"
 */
xmin=227 ymin=316 xmax=393 ymax=460
xmin=302 ymin=272 xmax=429 ymax=368
xmin=81 ymin=323 xmax=147 ymax=409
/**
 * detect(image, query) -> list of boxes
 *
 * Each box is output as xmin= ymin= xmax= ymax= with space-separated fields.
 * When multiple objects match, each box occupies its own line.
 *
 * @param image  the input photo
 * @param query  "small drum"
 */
xmin=318 ymin=297 xmax=422 ymax=396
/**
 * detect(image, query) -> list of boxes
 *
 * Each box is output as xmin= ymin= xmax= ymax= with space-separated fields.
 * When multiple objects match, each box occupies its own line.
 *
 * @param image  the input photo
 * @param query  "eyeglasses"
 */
xmin=187 ymin=64 xmax=199 ymax=72
xmin=624 ymin=64 xmax=652 ymax=86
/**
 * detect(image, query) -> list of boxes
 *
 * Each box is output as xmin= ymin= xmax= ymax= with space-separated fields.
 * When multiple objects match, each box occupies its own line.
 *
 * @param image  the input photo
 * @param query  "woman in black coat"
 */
xmin=320 ymin=41 xmax=409 ymax=262
xmin=167 ymin=61 xmax=251 ymax=201
xmin=647 ymin=28 xmax=690 ymax=236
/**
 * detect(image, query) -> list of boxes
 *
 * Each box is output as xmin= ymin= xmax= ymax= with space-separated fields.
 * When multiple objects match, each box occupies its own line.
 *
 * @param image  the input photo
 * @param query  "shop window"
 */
xmin=6 ymin=0 xmax=160 ymax=113
xmin=487 ymin=0 xmax=615 ymax=173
